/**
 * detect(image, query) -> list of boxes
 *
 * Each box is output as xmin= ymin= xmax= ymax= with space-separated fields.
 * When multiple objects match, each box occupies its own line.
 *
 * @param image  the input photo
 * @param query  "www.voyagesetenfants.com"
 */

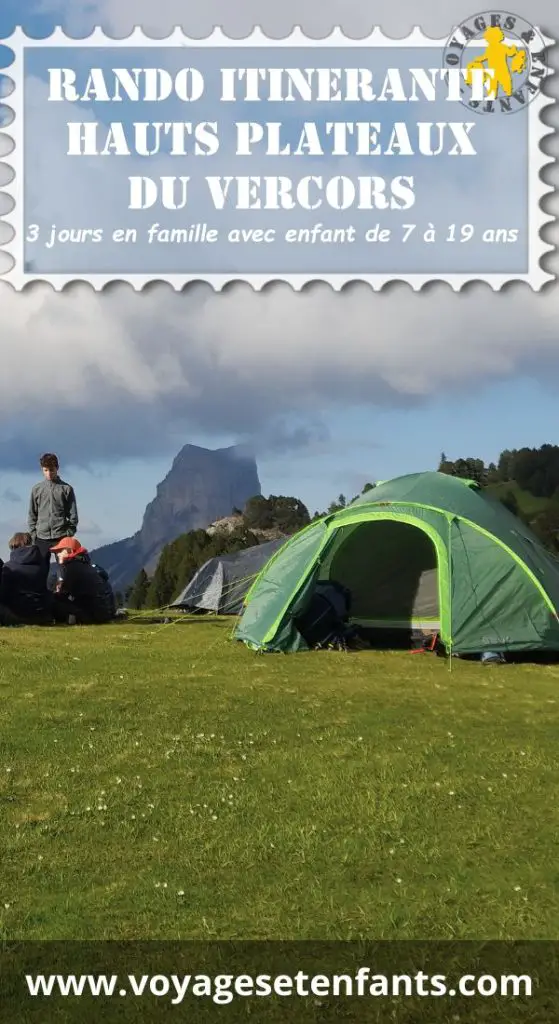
xmin=24 ymin=968 xmax=532 ymax=1005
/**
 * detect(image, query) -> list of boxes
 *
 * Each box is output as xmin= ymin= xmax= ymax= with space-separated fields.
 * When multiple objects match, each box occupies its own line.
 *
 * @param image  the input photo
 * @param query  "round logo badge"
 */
xmin=443 ymin=11 xmax=549 ymax=113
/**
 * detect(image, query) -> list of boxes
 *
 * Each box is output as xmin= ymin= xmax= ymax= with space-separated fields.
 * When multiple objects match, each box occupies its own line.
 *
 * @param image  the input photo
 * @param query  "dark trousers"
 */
xmin=0 ymin=602 xmax=23 ymax=627
xmin=53 ymin=594 xmax=99 ymax=625
xmin=35 ymin=537 xmax=64 ymax=577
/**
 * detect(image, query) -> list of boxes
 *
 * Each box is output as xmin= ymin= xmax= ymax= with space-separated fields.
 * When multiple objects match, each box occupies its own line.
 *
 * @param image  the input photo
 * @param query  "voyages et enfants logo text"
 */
xmin=443 ymin=10 xmax=549 ymax=113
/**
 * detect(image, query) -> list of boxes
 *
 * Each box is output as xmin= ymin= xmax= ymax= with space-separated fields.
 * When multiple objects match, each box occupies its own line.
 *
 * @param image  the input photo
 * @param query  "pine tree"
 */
xmin=127 ymin=569 xmax=150 ymax=610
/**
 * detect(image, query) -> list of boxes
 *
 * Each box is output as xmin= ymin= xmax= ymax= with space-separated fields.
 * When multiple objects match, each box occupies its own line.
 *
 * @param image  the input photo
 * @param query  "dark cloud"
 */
xmin=1 ymin=274 xmax=559 ymax=473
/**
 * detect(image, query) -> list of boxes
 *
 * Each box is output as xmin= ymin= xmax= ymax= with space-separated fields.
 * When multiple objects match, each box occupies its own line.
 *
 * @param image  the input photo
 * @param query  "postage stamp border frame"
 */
xmin=0 ymin=24 xmax=555 ymax=292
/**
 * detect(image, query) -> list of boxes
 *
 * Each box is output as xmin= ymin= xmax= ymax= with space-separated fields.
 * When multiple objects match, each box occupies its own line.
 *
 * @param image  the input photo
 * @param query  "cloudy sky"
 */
xmin=0 ymin=0 xmax=557 ymax=553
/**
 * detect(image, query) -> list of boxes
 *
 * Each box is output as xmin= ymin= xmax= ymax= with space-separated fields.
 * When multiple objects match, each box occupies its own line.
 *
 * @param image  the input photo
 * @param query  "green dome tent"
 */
xmin=234 ymin=471 xmax=559 ymax=656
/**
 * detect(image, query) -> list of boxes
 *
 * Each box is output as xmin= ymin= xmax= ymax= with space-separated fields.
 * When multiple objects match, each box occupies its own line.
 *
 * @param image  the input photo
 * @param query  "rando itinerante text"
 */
xmin=46 ymin=65 xmax=488 ymax=212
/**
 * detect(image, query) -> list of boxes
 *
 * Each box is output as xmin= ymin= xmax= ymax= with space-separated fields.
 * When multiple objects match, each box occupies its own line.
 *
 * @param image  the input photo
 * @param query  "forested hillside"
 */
xmin=438 ymin=445 xmax=559 ymax=553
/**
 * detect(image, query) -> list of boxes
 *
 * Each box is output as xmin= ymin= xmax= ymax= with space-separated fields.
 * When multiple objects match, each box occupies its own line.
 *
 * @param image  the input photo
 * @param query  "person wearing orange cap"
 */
xmin=50 ymin=537 xmax=116 ymax=625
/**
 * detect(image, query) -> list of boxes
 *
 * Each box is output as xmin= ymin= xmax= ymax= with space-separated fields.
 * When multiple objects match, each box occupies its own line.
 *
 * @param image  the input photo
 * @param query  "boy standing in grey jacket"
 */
xmin=28 ymin=453 xmax=79 ymax=573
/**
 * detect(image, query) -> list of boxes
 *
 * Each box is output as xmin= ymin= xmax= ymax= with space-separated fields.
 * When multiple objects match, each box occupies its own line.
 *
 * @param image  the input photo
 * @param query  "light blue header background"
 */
xmin=22 ymin=44 xmax=529 ymax=275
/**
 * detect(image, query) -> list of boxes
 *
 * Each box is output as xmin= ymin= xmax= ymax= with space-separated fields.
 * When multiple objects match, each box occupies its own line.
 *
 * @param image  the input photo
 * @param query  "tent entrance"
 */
xmin=318 ymin=518 xmax=440 ymax=632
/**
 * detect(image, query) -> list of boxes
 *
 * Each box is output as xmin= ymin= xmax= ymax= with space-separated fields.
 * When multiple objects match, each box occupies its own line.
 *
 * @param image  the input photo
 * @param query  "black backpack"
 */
xmin=91 ymin=562 xmax=117 ymax=618
xmin=294 ymin=581 xmax=352 ymax=649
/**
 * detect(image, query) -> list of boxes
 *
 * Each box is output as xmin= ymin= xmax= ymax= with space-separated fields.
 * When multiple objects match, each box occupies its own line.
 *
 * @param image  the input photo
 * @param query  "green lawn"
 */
xmin=1 ymin=618 xmax=558 ymax=941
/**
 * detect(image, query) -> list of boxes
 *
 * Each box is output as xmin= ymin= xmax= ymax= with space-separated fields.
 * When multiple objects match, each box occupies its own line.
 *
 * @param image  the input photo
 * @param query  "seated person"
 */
xmin=50 ymin=537 xmax=116 ymax=624
xmin=0 ymin=531 xmax=54 ymax=624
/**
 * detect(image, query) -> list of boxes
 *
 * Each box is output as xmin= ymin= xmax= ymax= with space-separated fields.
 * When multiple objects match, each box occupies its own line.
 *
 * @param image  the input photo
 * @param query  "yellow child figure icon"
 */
xmin=465 ymin=26 xmax=527 ymax=100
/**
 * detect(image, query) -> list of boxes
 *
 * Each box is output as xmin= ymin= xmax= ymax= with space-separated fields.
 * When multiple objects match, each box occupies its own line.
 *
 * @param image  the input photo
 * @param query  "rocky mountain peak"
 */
xmin=90 ymin=444 xmax=261 ymax=590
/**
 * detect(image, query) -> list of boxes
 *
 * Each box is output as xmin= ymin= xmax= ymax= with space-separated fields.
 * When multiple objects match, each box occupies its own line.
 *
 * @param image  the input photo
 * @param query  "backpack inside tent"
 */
xmin=234 ymin=472 xmax=559 ymax=657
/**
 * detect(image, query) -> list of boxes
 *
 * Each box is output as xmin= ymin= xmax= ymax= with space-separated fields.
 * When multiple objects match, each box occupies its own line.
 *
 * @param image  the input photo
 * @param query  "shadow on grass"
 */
xmin=0 ymin=616 xmax=233 ymax=633
xmin=124 ymin=615 xmax=234 ymax=628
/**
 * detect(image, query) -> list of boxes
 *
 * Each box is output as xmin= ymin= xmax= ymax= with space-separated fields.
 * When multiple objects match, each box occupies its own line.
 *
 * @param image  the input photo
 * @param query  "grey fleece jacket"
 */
xmin=28 ymin=477 xmax=79 ymax=541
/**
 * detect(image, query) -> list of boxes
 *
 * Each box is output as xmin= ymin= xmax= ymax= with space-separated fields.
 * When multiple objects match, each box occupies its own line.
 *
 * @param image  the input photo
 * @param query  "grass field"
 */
xmin=1 ymin=616 xmax=558 ymax=942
